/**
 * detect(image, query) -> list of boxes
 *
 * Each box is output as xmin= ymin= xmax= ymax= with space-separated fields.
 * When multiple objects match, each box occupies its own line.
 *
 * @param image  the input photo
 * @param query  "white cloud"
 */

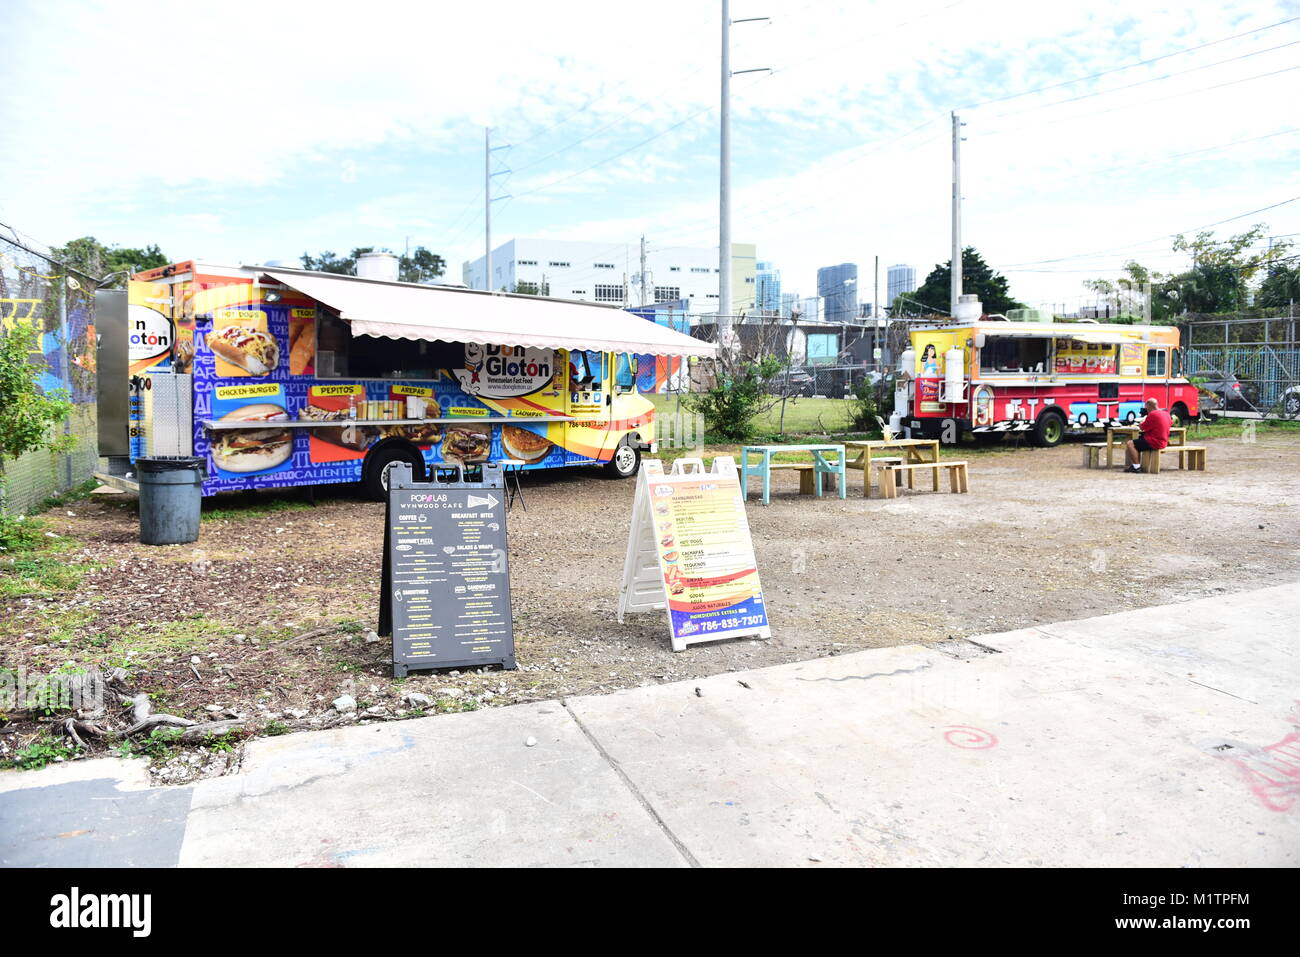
xmin=1 ymin=0 xmax=1297 ymax=309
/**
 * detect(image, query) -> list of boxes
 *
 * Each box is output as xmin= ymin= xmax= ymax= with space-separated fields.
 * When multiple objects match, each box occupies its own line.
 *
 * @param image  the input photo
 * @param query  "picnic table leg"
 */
xmin=880 ymin=467 xmax=895 ymax=499
xmin=865 ymin=459 xmax=876 ymax=498
xmin=762 ymin=454 xmax=771 ymax=505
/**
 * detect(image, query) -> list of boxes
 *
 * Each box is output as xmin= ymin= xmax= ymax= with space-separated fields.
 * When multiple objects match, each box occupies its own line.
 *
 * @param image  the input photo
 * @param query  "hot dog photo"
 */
xmin=209 ymin=323 xmax=280 ymax=377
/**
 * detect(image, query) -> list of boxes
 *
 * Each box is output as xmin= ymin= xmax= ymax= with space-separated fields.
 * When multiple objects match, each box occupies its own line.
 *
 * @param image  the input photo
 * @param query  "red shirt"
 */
xmin=1139 ymin=409 xmax=1171 ymax=449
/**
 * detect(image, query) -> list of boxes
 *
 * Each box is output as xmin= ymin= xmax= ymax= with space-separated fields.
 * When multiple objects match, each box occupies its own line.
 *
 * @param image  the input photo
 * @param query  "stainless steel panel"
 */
xmin=95 ymin=289 xmax=129 ymax=456
xmin=143 ymin=373 xmax=193 ymax=456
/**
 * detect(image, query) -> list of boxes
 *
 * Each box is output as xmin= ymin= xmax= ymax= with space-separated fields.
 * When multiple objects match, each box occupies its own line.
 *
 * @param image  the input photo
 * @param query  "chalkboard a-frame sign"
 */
xmin=378 ymin=462 xmax=517 ymax=677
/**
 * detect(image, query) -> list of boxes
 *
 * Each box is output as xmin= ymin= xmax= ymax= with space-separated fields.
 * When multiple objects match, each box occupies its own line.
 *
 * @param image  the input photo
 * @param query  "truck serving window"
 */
xmin=980 ymin=336 xmax=1049 ymax=374
xmin=1147 ymin=348 xmax=1167 ymax=377
xmin=315 ymin=310 xmax=458 ymax=380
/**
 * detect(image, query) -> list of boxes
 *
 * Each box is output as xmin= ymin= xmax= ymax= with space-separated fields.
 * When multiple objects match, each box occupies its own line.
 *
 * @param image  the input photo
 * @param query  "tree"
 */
xmin=0 ymin=323 xmax=74 ymax=463
xmin=1257 ymin=262 xmax=1300 ymax=309
xmin=300 ymin=246 xmax=446 ymax=283
xmin=910 ymin=247 xmax=1022 ymax=316
xmin=1092 ymin=225 xmax=1295 ymax=320
xmin=46 ymin=237 xmax=170 ymax=287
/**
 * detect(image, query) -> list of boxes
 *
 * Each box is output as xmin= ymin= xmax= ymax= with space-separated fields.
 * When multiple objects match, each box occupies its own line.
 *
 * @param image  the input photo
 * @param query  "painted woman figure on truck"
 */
xmin=920 ymin=343 xmax=941 ymax=376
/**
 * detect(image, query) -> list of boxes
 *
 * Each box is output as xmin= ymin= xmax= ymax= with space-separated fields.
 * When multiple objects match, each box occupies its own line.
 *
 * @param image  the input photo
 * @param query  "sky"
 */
xmin=2 ymin=0 xmax=1299 ymax=313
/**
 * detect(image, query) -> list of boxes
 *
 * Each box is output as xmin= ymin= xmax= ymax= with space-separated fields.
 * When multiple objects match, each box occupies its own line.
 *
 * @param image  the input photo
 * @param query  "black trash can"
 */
xmin=137 ymin=456 xmax=205 ymax=545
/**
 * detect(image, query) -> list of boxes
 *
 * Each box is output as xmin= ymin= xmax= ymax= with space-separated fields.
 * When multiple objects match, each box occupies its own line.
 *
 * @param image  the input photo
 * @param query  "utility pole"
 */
xmin=483 ymin=128 xmax=512 ymax=292
xmin=640 ymin=234 xmax=648 ymax=306
xmin=718 ymin=1 xmax=770 ymax=349
xmin=719 ymin=0 xmax=732 ymax=341
xmin=951 ymin=111 xmax=964 ymax=316
xmin=873 ymin=255 xmax=879 ymax=320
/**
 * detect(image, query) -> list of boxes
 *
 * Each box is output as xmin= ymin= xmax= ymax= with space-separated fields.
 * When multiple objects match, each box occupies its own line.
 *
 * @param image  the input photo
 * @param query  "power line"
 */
xmin=977 ymin=62 xmax=1300 ymax=139
xmin=986 ymin=37 xmax=1300 ymax=121
xmin=997 ymin=195 xmax=1300 ymax=269
xmin=962 ymin=13 xmax=1300 ymax=110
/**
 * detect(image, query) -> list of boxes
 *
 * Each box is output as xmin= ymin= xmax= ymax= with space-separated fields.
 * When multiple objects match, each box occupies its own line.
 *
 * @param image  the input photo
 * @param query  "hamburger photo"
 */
xmin=442 ymin=426 xmax=491 ymax=466
xmin=209 ymin=325 xmax=280 ymax=376
xmin=501 ymin=425 xmax=552 ymax=464
xmin=211 ymin=404 xmax=292 ymax=473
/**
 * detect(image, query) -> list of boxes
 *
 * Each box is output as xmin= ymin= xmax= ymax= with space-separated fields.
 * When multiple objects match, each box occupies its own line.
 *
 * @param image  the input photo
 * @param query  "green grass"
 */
xmin=202 ymin=491 xmax=316 ymax=523
xmin=649 ymin=394 xmax=863 ymax=440
xmin=3 ymin=735 xmax=79 ymax=771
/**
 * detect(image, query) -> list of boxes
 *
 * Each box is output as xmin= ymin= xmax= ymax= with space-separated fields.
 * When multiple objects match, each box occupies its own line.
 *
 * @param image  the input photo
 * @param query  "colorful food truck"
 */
xmin=894 ymin=319 xmax=1198 ymax=446
xmin=95 ymin=261 xmax=714 ymax=498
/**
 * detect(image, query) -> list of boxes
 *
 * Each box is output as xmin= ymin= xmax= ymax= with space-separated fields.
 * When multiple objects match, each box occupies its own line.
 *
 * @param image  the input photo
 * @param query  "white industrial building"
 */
xmin=463 ymin=238 xmax=757 ymax=315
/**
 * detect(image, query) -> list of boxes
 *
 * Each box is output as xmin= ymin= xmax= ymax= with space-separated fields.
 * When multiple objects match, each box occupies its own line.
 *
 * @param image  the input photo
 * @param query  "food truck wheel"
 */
xmin=1031 ymin=410 xmax=1066 ymax=448
xmin=1170 ymin=402 xmax=1191 ymax=427
xmin=363 ymin=446 xmax=424 ymax=501
xmin=603 ymin=441 xmax=641 ymax=479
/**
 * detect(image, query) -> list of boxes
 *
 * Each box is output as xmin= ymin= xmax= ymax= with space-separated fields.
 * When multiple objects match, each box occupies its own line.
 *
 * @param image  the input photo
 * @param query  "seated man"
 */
xmin=1125 ymin=398 xmax=1170 ymax=473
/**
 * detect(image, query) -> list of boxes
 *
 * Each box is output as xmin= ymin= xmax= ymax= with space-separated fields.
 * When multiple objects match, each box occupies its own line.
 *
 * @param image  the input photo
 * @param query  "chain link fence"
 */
xmin=0 ymin=234 xmax=100 ymax=514
xmin=1183 ymin=315 xmax=1300 ymax=418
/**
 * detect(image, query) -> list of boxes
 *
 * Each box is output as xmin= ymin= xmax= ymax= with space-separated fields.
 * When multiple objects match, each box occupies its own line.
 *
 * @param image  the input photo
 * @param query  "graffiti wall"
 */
xmin=0 ymin=236 xmax=98 ymax=514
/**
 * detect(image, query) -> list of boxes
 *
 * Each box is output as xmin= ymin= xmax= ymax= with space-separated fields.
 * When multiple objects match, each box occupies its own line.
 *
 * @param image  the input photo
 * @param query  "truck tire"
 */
xmin=363 ymin=445 xmax=423 ymax=501
xmin=1031 ymin=409 xmax=1066 ymax=448
xmin=1171 ymin=402 xmax=1191 ymax=427
xmin=603 ymin=441 xmax=640 ymax=479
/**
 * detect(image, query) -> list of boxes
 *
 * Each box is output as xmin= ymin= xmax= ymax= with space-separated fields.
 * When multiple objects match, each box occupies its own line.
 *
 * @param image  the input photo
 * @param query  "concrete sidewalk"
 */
xmin=4 ymin=583 xmax=1298 ymax=867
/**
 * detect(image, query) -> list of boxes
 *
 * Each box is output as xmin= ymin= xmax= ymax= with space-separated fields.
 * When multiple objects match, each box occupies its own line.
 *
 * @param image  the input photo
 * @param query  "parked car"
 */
xmin=1189 ymin=368 xmax=1260 ymax=414
xmin=765 ymin=367 xmax=817 ymax=397
xmin=1280 ymin=384 xmax=1300 ymax=417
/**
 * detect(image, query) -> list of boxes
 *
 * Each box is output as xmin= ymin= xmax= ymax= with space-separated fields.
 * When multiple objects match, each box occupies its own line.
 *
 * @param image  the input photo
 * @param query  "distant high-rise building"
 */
xmin=887 ymin=263 xmax=916 ymax=308
xmin=755 ymin=261 xmax=782 ymax=315
xmin=817 ymin=263 xmax=858 ymax=324
xmin=780 ymin=292 xmax=798 ymax=318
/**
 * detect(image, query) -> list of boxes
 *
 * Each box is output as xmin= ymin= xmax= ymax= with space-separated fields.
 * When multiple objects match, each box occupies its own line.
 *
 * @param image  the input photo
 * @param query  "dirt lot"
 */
xmin=4 ymin=432 xmax=1299 ymax=777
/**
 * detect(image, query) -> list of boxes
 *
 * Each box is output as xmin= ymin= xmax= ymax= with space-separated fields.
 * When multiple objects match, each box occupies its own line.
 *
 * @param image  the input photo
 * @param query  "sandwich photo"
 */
xmin=298 ymin=404 xmax=377 ymax=451
xmin=209 ymin=325 xmax=280 ymax=376
xmin=382 ymin=422 xmax=444 ymax=445
xmin=501 ymin=425 xmax=552 ymax=464
xmin=442 ymin=426 xmax=491 ymax=466
xmin=212 ymin=404 xmax=292 ymax=473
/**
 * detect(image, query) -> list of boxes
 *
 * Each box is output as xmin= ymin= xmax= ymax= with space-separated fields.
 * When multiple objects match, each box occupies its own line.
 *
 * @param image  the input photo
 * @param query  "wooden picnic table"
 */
xmin=740 ymin=444 xmax=847 ymax=505
xmin=844 ymin=438 xmax=942 ymax=497
xmin=1104 ymin=426 xmax=1186 ymax=468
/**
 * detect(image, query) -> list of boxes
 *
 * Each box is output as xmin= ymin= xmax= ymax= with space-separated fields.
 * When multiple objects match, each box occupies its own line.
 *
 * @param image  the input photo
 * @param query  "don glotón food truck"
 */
xmin=892 ymin=311 xmax=1198 ymax=446
xmin=94 ymin=260 xmax=715 ymax=498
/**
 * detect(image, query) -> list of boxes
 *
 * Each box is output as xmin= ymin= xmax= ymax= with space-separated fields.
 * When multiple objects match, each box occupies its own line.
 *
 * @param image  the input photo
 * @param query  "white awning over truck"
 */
xmin=261 ymin=268 xmax=716 ymax=358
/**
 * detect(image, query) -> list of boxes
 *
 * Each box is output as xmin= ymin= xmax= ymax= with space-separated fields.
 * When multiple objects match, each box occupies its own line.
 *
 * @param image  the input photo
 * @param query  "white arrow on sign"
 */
xmin=466 ymin=493 xmax=499 ymax=509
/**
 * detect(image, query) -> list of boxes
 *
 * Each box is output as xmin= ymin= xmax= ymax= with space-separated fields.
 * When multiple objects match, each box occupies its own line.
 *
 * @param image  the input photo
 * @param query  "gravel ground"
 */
xmin=3 ymin=433 xmax=1298 ymax=779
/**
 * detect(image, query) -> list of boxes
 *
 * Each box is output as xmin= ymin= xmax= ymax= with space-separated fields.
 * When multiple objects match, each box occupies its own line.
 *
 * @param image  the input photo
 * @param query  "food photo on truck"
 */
xmin=93 ymin=260 xmax=715 ymax=499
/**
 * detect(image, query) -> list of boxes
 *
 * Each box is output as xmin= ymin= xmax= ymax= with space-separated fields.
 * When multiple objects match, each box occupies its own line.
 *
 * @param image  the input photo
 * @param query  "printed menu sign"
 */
xmin=378 ymin=463 xmax=516 ymax=676
xmin=618 ymin=458 xmax=769 ymax=651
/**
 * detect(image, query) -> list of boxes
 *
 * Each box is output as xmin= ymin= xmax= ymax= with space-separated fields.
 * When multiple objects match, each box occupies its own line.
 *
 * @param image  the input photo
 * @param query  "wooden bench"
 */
xmin=1140 ymin=445 xmax=1206 ymax=473
xmin=767 ymin=462 xmax=819 ymax=494
xmin=1082 ymin=442 xmax=1107 ymax=468
xmin=879 ymin=461 xmax=969 ymax=498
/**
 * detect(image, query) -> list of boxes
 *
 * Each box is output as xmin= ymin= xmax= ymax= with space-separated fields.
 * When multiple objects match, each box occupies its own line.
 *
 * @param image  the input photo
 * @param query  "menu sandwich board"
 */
xmin=378 ymin=462 xmax=517 ymax=676
xmin=617 ymin=457 xmax=770 ymax=651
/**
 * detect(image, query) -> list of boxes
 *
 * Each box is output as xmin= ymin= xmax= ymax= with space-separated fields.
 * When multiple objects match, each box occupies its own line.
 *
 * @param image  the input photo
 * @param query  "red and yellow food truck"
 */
xmin=895 ymin=319 xmax=1198 ymax=446
xmin=95 ymin=261 xmax=714 ymax=498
